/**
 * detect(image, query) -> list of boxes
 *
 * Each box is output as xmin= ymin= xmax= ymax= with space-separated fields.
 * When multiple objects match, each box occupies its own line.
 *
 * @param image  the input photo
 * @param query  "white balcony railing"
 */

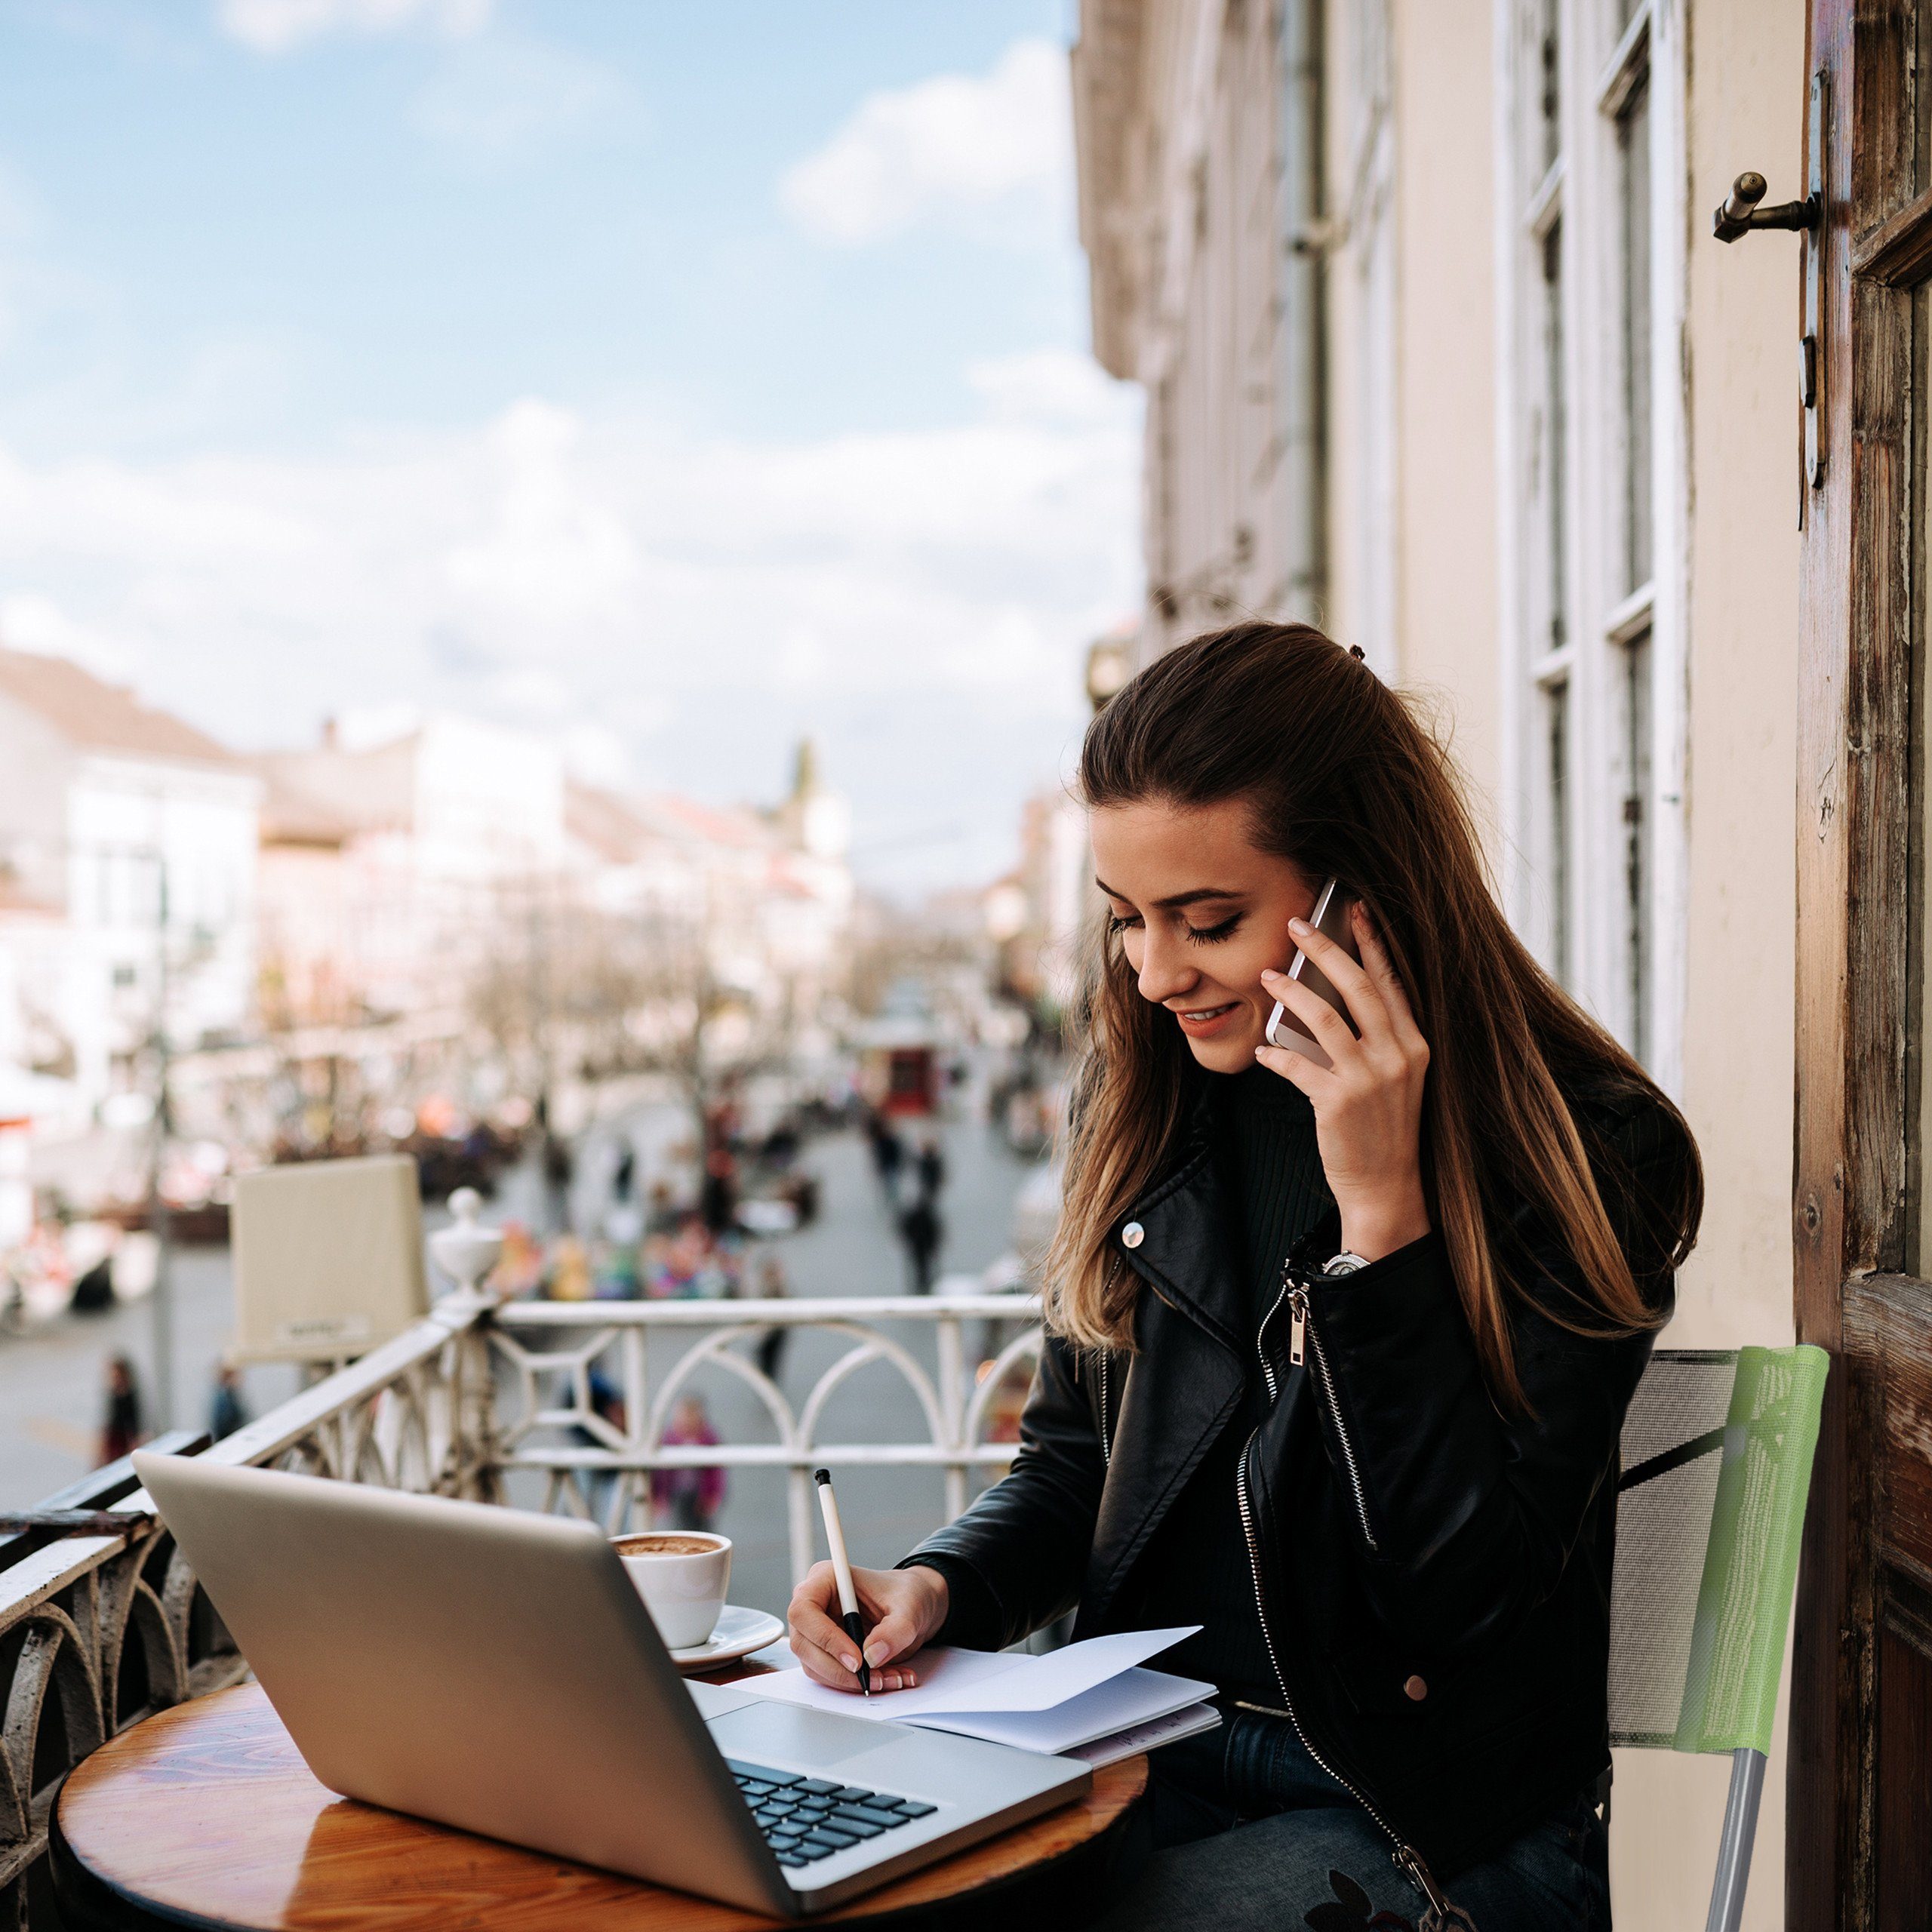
xmin=0 ymin=1287 xmax=1042 ymax=1925
xmin=489 ymin=1294 xmax=1041 ymax=1580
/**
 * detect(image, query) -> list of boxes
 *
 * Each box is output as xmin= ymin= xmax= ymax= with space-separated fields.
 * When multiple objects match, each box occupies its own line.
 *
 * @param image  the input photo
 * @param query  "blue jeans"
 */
xmin=1091 ymin=1712 xmax=1611 ymax=1932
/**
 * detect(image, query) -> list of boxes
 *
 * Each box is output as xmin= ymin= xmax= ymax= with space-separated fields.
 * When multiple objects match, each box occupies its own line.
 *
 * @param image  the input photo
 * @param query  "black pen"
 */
xmin=812 ymin=1467 xmax=870 ymax=1696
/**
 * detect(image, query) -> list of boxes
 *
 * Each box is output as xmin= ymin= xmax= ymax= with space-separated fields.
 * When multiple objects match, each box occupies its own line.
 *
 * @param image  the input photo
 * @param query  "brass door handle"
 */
xmin=1712 ymin=78 xmax=1831 ymax=500
xmin=1714 ymin=171 xmax=1820 ymax=242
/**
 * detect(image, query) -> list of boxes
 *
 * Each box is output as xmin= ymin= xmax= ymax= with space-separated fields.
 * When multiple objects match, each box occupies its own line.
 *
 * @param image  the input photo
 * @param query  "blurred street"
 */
xmin=0 ymin=1095 xmax=1044 ymax=1624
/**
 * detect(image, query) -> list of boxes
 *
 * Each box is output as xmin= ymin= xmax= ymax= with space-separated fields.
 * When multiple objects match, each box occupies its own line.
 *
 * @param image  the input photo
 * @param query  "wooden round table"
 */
xmin=51 ymin=1683 xmax=1148 ymax=1931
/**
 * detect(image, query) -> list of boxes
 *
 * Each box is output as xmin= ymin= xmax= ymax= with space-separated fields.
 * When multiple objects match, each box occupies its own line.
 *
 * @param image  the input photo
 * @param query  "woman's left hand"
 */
xmin=1256 ymin=900 xmax=1432 ymax=1263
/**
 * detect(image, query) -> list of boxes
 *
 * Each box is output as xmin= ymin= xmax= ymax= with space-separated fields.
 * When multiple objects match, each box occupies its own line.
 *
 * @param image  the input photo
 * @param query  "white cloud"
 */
xmin=0 ymin=351 xmax=1141 ymax=888
xmin=410 ymin=34 xmax=630 ymax=155
xmin=967 ymin=348 xmax=1132 ymax=426
xmin=561 ymin=721 xmax=632 ymax=789
xmin=780 ymin=38 xmax=1071 ymax=248
xmin=0 ymin=592 xmax=133 ymax=682
xmin=217 ymin=0 xmax=490 ymax=56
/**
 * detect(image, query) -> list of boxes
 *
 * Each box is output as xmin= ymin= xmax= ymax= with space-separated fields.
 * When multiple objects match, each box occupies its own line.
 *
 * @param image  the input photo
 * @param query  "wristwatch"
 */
xmin=1321 ymin=1251 xmax=1371 ymax=1278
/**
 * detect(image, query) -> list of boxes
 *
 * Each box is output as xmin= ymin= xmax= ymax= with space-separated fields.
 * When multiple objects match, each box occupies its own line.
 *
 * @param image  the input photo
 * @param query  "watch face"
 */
xmin=1324 ymin=1252 xmax=1369 ymax=1277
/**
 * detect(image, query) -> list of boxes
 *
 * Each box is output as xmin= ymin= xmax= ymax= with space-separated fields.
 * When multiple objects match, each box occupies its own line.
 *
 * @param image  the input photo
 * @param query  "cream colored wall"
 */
xmin=1672 ymin=0 xmax=1803 ymax=1348
xmin=1347 ymin=0 xmax=1804 ymax=1924
xmin=1610 ymin=2 xmax=1804 ymax=1927
xmin=1389 ymin=0 xmax=1503 ymax=829
xmin=1324 ymin=0 xmax=1501 ymax=823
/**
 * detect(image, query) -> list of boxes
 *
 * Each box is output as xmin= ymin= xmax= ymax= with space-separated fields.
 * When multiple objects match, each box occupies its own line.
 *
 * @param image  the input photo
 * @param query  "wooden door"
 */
xmin=1792 ymin=3 xmax=1932 ymax=1927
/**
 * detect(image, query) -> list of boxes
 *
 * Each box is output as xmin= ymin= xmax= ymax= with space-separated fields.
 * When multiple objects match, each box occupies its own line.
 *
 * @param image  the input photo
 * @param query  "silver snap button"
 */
xmin=1121 ymin=1222 xmax=1144 ymax=1249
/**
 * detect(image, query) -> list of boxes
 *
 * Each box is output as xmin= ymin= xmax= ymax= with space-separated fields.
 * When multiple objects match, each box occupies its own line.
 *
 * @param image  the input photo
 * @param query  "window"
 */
xmin=1614 ymin=613 xmax=1652 ymax=1063
xmin=1334 ymin=0 xmax=1398 ymax=677
xmin=1501 ymin=0 xmax=1682 ymax=1082
xmin=1546 ymin=676 xmax=1573 ymax=986
xmin=1515 ymin=0 xmax=1573 ymax=983
xmin=1615 ymin=63 xmax=1652 ymax=594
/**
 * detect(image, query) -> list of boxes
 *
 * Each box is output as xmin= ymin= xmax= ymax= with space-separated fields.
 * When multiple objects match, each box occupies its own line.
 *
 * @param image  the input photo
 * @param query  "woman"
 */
xmin=99 ymin=1353 xmax=144 ymax=1465
xmin=788 ymin=624 xmax=1699 ymax=1932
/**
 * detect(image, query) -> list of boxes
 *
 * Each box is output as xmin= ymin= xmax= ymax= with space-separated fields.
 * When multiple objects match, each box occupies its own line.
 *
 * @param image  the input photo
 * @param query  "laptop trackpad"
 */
xmin=707 ymin=1700 xmax=923 ymax=1775
xmin=686 ymin=1679 xmax=763 ymax=1720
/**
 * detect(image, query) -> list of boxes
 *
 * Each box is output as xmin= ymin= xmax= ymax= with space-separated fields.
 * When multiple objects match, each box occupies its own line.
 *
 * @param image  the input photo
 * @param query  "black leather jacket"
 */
xmin=906 ymin=1084 xmax=1684 ymax=1885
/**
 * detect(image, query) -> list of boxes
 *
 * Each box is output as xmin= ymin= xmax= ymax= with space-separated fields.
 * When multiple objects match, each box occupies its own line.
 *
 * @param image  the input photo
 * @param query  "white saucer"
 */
xmin=669 ymin=1604 xmax=787 ymax=1672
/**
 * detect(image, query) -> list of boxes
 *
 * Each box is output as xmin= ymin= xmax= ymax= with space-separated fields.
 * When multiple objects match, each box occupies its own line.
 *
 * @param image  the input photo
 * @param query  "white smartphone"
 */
xmin=1263 ymin=878 xmax=1361 ymax=1069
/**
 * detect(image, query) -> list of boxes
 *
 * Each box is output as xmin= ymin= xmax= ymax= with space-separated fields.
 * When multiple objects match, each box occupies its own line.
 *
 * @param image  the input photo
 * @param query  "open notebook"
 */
xmin=737 ymin=1626 xmax=1220 ymax=1767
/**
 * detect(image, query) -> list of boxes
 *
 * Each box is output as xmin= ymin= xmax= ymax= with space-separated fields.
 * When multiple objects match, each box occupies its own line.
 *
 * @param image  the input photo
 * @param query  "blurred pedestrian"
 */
xmin=752 ymin=1254 xmax=789 ymax=1386
xmin=70 ymin=1255 xmax=114 ymax=1315
xmin=546 ymin=1235 xmax=592 ymax=1301
xmin=645 ymin=1180 xmax=681 ymax=1235
xmin=866 ymin=1111 xmax=904 ymax=1201
xmin=915 ymin=1133 xmax=946 ymax=1203
xmin=99 ymin=1354 xmax=143 ymax=1466
xmin=612 ymin=1141 xmax=637 ymax=1202
xmin=584 ymin=1365 xmax=627 ymax=1526
xmin=652 ymin=1394 xmax=724 ymax=1534
xmin=208 ymin=1361 xmax=247 ymax=1441
xmin=699 ymin=1146 xmax=738 ymax=1236
xmin=898 ymin=1194 xmax=943 ymax=1295
xmin=541 ymin=1128 xmax=575 ymax=1235
xmin=762 ymin=1115 xmax=801 ymax=1168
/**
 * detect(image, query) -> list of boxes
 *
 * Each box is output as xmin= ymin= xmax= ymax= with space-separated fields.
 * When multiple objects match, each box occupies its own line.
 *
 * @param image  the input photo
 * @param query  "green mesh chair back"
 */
xmin=1608 ymin=1344 xmax=1828 ymax=1932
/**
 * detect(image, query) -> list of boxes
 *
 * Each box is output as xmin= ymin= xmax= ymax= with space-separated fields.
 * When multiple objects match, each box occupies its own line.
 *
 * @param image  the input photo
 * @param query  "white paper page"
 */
xmin=908 ymin=1666 xmax=1215 ymax=1755
xmin=923 ymin=1628 xmax=1199 ymax=1714
xmin=739 ymin=1645 xmax=1028 ymax=1722
xmin=1067 ymin=1701 xmax=1221 ymax=1769
xmin=736 ymin=1626 xmax=1200 ymax=1724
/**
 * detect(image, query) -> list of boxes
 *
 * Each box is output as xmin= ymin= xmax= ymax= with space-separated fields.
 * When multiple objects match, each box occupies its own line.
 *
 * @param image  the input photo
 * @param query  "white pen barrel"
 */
xmin=815 ymin=1480 xmax=860 ymax=1617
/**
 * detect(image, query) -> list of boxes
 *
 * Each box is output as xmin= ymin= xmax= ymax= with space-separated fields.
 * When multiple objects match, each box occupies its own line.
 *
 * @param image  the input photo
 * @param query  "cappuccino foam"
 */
xmin=613 ymin=1533 xmax=721 ymax=1558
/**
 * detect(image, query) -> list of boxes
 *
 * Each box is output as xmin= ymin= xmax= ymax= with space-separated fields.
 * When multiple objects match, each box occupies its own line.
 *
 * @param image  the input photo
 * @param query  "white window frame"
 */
xmin=1494 ymin=0 xmax=1688 ymax=1096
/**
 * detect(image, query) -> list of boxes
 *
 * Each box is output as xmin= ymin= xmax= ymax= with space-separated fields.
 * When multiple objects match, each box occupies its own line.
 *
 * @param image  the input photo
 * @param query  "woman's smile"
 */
xmin=1170 ymin=997 xmax=1247 ymax=1038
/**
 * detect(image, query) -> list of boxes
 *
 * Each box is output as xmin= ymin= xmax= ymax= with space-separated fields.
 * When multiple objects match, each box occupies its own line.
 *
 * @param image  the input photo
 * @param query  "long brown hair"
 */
xmin=1046 ymin=621 xmax=1701 ymax=1406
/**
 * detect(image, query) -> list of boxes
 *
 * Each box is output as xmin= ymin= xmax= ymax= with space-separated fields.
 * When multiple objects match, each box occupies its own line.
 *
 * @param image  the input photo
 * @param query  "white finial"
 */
xmin=429 ymin=1189 xmax=504 ymax=1296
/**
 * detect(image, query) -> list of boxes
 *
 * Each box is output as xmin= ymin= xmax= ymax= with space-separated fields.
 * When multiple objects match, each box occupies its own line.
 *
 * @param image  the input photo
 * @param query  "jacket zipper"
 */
xmin=1286 ymin=1284 xmax=1378 ymax=1553
xmin=1255 ymin=1268 xmax=1292 ymax=1402
xmin=1114 ymin=1238 xmax=1447 ymax=1912
xmin=1094 ymin=1253 xmax=1128 ymax=1468
xmin=1235 ymin=1430 xmax=1452 ymax=1923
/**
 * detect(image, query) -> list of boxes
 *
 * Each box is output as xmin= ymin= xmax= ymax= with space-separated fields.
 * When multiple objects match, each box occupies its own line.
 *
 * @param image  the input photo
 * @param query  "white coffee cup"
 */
xmin=611 ymin=1531 xmax=732 ymax=1650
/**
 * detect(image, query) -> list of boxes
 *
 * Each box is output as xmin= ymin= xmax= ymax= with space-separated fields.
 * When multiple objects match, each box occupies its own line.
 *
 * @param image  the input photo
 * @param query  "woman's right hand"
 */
xmin=786 ymin=1561 xmax=949 ymax=1693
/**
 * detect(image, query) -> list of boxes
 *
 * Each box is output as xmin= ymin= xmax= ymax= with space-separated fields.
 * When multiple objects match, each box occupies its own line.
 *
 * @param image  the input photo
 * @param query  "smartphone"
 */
xmin=1263 ymin=878 xmax=1360 ymax=1069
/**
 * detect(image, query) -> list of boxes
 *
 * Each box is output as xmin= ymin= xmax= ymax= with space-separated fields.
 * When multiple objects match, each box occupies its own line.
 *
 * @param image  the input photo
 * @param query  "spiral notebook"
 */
xmin=737 ymin=1626 xmax=1221 ymax=1765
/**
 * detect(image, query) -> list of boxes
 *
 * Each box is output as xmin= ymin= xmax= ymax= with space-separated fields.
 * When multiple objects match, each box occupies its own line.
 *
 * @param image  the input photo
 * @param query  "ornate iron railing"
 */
xmin=0 ymin=1287 xmax=1041 ymax=1926
xmin=488 ymin=1294 xmax=1041 ymax=1582
xmin=0 ymin=1291 xmax=494 ymax=1927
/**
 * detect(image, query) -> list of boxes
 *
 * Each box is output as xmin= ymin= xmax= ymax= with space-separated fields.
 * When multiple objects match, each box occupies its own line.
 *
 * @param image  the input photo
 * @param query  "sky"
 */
xmin=0 ymin=0 xmax=1142 ymax=892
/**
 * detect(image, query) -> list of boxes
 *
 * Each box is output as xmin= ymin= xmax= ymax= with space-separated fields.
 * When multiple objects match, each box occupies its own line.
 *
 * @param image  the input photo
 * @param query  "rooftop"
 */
xmin=0 ymin=648 xmax=236 ymax=769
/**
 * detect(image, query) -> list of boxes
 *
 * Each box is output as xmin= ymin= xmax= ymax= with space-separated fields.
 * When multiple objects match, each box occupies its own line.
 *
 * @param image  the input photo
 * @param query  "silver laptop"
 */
xmin=134 ymin=1455 xmax=1089 ymax=1917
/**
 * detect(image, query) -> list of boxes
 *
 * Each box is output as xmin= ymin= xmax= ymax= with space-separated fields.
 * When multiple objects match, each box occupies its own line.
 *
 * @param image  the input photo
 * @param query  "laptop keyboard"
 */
xmin=724 ymin=1758 xmax=939 ymax=1869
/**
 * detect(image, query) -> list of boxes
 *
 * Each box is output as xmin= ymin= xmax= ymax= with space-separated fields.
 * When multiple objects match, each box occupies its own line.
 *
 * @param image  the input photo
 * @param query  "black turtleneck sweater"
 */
xmin=1121 ymin=1062 xmax=1334 ymax=1704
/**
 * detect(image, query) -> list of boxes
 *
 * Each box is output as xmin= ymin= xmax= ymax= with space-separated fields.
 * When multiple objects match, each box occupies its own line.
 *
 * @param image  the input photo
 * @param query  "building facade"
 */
xmin=1073 ymin=2 xmax=1834 ymax=1924
xmin=253 ymin=720 xmax=854 ymax=1119
xmin=0 ymin=649 xmax=261 ymax=1111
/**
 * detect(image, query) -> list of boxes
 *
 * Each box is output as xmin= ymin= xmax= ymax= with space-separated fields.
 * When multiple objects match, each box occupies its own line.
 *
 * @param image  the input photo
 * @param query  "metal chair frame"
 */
xmin=1610 ymin=1344 xmax=1826 ymax=1932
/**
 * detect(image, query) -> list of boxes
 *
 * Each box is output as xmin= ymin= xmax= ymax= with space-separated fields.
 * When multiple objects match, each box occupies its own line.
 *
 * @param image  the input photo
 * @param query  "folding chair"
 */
xmin=1607 ymin=1344 xmax=1829 ymax=1932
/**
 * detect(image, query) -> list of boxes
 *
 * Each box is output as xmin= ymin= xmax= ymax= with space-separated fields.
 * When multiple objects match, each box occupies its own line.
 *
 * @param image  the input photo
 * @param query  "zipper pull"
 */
xmin=1287 ymin=1288 xmax=1308 ymax=1367
xmin=1395 ymin=1847 xmax=1470 ymax=1931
